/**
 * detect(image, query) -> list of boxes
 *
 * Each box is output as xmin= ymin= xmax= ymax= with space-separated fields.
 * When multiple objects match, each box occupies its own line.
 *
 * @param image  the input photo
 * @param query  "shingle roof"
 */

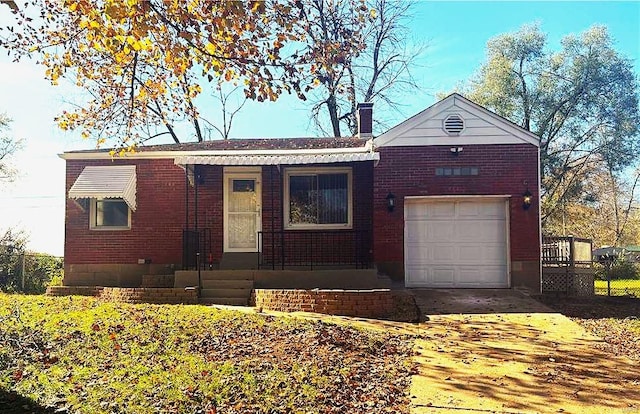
xmin=67 ymin=137 xmax=367 ymax=153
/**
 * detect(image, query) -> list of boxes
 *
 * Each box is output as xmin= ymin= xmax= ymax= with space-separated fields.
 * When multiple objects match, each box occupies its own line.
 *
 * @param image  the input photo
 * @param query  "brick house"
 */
xmin=60 ymin=93 xmax=541 ymax=298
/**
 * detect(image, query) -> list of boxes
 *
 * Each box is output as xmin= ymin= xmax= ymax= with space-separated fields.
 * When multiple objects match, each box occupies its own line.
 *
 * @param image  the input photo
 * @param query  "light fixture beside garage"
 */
xmin=522 ymin=189 xmax=533 ymax=210
xmin=450 ymin=147 xmax=463 ymax=156
xmin=386 ymin=193 xmax=396 ymax=212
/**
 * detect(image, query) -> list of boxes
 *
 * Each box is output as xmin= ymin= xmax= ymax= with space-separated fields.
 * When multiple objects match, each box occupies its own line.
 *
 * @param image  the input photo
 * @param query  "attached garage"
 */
xmin=404 ymin=197 xmax=509 ymax=288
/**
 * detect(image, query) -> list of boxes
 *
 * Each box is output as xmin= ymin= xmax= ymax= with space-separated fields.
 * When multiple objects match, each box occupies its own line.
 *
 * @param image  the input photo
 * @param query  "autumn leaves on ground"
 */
xmin=0 ymin=294 xmax=414 ymax=413
xmin=2 ymin=293 xmax=640 ymax=414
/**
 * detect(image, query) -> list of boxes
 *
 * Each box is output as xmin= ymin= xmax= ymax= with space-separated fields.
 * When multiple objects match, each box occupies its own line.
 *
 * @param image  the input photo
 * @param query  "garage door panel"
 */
xmin=406 ymin=201 xmax=456 ymax=219
xmin=406 ymin=221 xmax=454 ymax=243
xmin=457 ymin=201 xmax=480 ymax=217
xmin=458 ymin=200 xmax=505 ymax=218
xmin=406 ymin=266 xmax=456 ymax=288
xmin=456 ymin=266 xmax=508 ymax=287
xmin=431 ymin=222 xmax=455 ymax=240
xmin=431 ymin=202 xmax=456 ymax=217
xmin=405 ymin=243 xmax=457 ymax=264
xmin=431 ymin=267 xmax=456 ymax=287
xmin=405 ymin=198 xmax=508 ymax=288
xmin=456 ymin=245 xmax=486 ymax=263
xmin=454 ymin=221 xmax=505 ymax=242
xmin=404 ymin=266 xmax=423 ymax=285
xmin=479 ymin=201 xmax=506 ymax=217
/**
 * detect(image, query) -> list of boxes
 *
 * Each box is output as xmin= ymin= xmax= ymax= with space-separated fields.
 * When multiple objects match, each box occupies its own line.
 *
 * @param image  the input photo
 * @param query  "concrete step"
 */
xmin=219 ymin=252 xmax=259 ymax=270
xmin=199 ymin=297 xmax=249 ymax=306
xmin=199 ymin=270 xmax=254 ymax=281
xmin=200 ymin=288 xmax=252 ymax=299
xmin=201 ymin=279 xmax=254 ymax=289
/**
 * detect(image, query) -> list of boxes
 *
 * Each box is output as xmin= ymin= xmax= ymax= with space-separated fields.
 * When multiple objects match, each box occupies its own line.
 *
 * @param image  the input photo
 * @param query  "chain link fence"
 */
xmin=0 ymin=252 xmax=63 ymax=294
xmin=593 ymin=257 xmax=640 ymax=298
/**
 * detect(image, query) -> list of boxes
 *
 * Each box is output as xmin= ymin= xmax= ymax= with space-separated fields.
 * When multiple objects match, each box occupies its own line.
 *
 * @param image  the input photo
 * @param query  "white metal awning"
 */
xmin=174 ymin=152 xmax=379 ymax=166
xmin=68 ymin=165 xmax=137 ymax=211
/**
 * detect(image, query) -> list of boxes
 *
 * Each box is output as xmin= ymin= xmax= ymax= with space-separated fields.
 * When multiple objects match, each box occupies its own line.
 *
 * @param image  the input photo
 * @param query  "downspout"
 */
xmin=184 ymin=166 xmax=189 ymax=270
xmin=271 ymin=166 xmax=276 ymax=270
xmin=195 ymin=165 xmax=201 ymax=294
xmin=279 ymin=165 xmax=285 ymax=270
xmin=537 ymin=144 xmax=543 ymax=294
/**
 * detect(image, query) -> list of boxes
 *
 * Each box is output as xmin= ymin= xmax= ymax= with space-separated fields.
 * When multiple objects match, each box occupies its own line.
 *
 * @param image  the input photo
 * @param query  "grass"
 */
xmin=0 ymin=293 xmax=414 ymax=413
xmin=594 ymin=279 xmax=640 ymax=296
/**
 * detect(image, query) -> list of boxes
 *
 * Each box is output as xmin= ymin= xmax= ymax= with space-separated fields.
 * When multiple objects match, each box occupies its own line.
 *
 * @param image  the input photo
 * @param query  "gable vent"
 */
xmin=443 ymin=114 xmax=465 ymax=135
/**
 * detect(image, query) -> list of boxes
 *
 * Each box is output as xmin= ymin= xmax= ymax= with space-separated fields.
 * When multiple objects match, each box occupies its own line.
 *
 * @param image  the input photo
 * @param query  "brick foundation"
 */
xmin=252 ymin=289 xmax=393 ymax=318
xmin=45 ymin=286 xmax=197 ymax=304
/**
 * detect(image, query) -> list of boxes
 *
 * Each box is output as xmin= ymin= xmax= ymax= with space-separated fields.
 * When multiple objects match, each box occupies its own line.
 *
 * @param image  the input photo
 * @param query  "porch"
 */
xmin=177 ymin=226 xmax=380 ymax=305
xmin=182 ymin=228 xmax=372 ymax=271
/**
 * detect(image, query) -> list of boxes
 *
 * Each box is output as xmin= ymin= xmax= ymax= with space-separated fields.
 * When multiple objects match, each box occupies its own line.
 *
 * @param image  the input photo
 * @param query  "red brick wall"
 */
xmin=65 ymin=158 xmax=190 ymax=266
xmin=373 ymin=144 xmax=540 ymax=266
xmin=65 ymin=160 xmax=375 ymax=268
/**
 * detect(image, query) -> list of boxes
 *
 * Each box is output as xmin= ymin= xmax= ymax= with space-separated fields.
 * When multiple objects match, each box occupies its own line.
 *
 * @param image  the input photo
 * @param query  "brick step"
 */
xmin=201 ymin=280 xmax=254 ymax=289
xmin=200 ymin=288 xmax=252 ymax=299
xmin=199 ymin=297 xmax=250 ymax=306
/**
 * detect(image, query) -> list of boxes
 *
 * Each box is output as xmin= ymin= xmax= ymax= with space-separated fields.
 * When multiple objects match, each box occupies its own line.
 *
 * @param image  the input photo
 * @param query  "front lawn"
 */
xmin=594 ymin=278 xmax=640 ymax=297
xmin=0 ymin=293 xmax=414 ymax=413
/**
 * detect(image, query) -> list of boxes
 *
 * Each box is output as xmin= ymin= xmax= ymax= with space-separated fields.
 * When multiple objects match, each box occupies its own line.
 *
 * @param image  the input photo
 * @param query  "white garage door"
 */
xmin=405 ymin=198 xmax=509 ymax=288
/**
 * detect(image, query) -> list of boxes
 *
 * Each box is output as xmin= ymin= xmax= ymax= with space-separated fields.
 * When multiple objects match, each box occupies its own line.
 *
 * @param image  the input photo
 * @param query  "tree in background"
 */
xmin=464 ymin=24 xmax=640 ymax=228
xmin=0 ymin=113 xmax=23 ymax=182
xmin=544 ymin=164 xmax=640 ymax=248
xmin=1 ymin=1 xmax=378 ymax=148
xmin=0 ymin=229 xmax=63 ymax=294
xmin=0 ymin=228 xmax=27 ymax=292
xmin=301 ymin=0 xmax=423 ymax=137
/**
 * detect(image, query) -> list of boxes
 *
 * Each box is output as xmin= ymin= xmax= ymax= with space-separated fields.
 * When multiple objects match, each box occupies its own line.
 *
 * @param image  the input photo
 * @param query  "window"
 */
xmin=435 ymin=167 xmax=479 ymax=176
xmin=284 ymin=168 xmax=352 ymax=229
xmin=90 ymin=198 xmax=131 ymax=230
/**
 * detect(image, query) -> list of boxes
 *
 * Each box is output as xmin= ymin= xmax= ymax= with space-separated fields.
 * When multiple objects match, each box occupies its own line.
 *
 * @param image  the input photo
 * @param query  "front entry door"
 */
xmin=224 ymin=171 xmax=262 ymax=252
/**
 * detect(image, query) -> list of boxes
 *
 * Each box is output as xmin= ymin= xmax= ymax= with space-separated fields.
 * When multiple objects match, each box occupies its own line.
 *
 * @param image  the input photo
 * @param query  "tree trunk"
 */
xmin=327 ymin=94 xmax=341 ymax=137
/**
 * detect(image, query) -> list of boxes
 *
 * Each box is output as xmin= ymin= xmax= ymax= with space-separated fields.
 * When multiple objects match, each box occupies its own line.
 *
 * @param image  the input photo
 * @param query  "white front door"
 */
xmin=223 ymin=170 xmax=261 ymax=252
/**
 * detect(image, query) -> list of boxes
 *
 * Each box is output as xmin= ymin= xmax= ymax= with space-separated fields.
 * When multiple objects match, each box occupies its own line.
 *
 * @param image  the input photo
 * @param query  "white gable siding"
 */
xmin=375 ymin=94 xmax=539 ymax=147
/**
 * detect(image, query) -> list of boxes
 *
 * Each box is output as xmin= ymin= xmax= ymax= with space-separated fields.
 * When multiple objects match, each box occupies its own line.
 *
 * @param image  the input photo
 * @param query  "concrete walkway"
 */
xmin=409 ymin=289 xmax=640 ymax=414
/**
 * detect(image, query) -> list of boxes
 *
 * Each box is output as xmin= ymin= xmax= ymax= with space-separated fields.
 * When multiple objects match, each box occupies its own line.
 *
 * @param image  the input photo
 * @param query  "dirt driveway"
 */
xmin=409 ymin=289 xmax=640 ymax=414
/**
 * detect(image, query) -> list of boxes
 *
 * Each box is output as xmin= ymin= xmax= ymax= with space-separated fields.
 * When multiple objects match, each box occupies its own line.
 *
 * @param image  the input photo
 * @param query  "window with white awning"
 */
xmin=68 ymin=165 xmax=137 ymax=211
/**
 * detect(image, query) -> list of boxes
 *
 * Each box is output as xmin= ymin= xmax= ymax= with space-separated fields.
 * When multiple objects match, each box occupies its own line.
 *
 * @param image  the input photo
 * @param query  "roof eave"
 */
xmin=59 ymin=139 xmax=375 ymax=160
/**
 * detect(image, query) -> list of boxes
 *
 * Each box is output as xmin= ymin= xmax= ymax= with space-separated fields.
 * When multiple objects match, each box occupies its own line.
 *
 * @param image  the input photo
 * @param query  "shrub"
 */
xmin=594 ymin=256 xmax=640 ymax=281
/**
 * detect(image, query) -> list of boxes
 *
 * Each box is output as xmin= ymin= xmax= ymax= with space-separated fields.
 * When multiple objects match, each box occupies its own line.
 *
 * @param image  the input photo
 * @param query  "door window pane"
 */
xmin=233 ymin=179 xmax=255 ymax=192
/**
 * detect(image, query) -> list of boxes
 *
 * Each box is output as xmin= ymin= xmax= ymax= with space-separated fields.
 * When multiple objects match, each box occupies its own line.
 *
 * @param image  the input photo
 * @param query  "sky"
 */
xmin=0 ymin=1 xmax=638 ymax=256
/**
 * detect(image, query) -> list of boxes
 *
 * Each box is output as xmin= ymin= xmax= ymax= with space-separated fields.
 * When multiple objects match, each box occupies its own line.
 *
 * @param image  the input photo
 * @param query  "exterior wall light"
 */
xmin=522 ymin=189 xmax=533 ymax=210
xmin=386 ymin=193 xmax=396 ymax=212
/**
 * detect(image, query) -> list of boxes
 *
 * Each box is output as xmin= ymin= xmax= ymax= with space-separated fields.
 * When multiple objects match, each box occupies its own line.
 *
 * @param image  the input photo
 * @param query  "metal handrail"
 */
xmin=258 ymin=230 xmax=372 ymax=270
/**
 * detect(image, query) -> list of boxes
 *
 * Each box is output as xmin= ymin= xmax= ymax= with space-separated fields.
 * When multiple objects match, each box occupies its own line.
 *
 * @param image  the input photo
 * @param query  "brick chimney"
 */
xmin=357 ymin=102 xmax=373 ymax=139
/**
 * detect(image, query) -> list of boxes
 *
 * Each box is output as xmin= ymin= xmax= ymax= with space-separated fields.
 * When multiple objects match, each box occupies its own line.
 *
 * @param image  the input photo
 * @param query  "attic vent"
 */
xmin=443 ymin=114 xmax=465 ymax=135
